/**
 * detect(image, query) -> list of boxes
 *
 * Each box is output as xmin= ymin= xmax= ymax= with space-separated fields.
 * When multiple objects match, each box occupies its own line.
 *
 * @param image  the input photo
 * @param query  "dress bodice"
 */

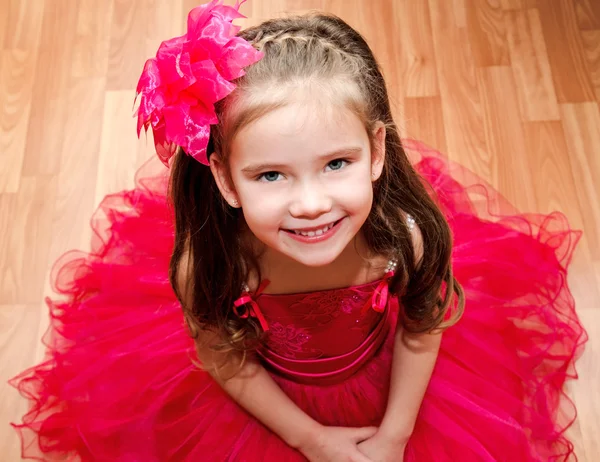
xmin=258 ymin=279 xmax=387 ymax=358
xmin=246 ymin=277 xmax=398 ymax=385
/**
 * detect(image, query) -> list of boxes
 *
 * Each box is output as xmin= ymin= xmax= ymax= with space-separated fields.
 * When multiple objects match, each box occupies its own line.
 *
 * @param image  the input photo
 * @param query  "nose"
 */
xmin=289 ymin=180 xmax=332 ymax=219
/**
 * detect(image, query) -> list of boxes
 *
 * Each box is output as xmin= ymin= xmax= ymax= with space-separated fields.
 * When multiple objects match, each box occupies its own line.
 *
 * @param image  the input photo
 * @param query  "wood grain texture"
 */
xmin=451 ymin=0 xmax=467 ymax=27
xmin=574 ymin=0 xmax=600 ymax=30
xmin=403 ymin=96 xmax=448 ymax=154
xmin=349 ymin=1 xmax=404 ymax=103
xmin=393 ymin=0 xmax=439 ymax=98
xmin=429 ymin=0 xmax=489 ymax=171
xmin=71 ymin=0 xmax=114 ymax=79
xmin=521 ymin=121 xmax=581 ymax=220
xmin=0 ymin=1 xmax=8 ymax=52
xmin=21 ymin=0 xmax=78 ymax=176
xmin=0 ymin=193 xmax=17 ymax=302
xmin=466 ymin=0 xmax=510 ymax=67
xmin=107 ymin=0 xmax=148 ymax=90
xmin=580 ymin=29 xmax=600 ymax=100
xmin=0 ymin=50 xmax=36 ymax=194
xmin=2 ymin=0 xmax=44 ymax=51
xmin=146 ymin=0 xmax=184 ymax=57
xmin=477 ymin=66 xmax=536 ymax=212
xmin=500 ymin=0 xmax=537 ymax=10
xmin=0 ymin=175 xmax=57 ymax=305
xmin=537 ymin=0 xmax=596 ymax=103
xmin=505 ymin=9 xmax=560 ymax=121
xmin=560 ymin=103 xmax=600 ymax=260
xmin=523 ymin=121 xmax=599 ymax=309
xmin=50 ymin=77 xmax=105 ymax=259
xmin=1 ymin=1 xmax=599 ymax=460
xmin=96 ymin=90 xmax=146 ymax=204
xmin=569 ymin=308 xmax=600 ymax=461
xmin=0 ymin=304 xmax=43 ymax=462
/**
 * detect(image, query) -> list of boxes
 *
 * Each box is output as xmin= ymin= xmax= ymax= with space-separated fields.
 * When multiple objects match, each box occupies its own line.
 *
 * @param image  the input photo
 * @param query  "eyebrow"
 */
xmin=241 ymin=146 xmax=363 ymax=175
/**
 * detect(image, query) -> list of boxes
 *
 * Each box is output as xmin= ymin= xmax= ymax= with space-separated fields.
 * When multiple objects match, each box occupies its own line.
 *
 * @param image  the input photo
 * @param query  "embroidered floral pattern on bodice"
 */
xmin=287 ymin=290 xmax=359 ymax=325
xmin=257 ymin=282 xmax=388 ymax=360
xmin=265 ymin=323 xmax=313 ymax=358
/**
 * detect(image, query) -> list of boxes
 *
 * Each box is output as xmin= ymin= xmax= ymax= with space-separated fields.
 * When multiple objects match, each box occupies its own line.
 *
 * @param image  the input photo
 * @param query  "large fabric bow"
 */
xmin=135 ymin=0 xmax=264 ymax=166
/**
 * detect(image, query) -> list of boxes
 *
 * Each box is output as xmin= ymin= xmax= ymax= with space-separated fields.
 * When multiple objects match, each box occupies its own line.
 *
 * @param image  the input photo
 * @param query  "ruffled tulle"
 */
xmin=10 ymin=141 xmax=586 ymax=461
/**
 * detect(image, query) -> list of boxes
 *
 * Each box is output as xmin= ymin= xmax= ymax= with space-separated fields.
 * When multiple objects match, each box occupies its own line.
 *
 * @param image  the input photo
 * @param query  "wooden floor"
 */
xmin=1 ymin=0 xmax=599 ymax=460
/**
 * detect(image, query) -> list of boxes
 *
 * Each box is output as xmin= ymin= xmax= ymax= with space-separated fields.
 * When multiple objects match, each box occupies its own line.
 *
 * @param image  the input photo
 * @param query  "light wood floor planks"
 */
xmin=1 ymin=1 xmax=599 ymax=460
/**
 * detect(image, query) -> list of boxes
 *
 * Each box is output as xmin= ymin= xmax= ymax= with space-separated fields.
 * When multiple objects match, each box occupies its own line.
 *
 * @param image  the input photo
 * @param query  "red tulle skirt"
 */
xmin=10 ymin=141 xmax=586 ymax=461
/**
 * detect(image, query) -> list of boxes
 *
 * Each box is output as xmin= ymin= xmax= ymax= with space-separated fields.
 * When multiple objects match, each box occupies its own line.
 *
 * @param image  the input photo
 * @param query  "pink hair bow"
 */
xmin=135 ymin=0 xmax=263 ymax=166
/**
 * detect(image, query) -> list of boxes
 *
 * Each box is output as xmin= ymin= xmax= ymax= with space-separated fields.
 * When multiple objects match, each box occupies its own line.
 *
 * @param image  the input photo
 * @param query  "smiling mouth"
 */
xmin=283 ymin=218 xmax=344 ymax=237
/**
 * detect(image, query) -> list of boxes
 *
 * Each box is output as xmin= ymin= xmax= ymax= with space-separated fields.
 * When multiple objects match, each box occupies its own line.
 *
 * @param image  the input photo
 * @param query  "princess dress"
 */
xmin=10 ymin=141 xmax=586 ymax=461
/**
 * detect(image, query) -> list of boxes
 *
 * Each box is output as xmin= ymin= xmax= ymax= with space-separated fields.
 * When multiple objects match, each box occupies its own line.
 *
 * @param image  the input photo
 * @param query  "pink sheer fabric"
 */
xmin=10 ymin=141 xmax=586 ymax=461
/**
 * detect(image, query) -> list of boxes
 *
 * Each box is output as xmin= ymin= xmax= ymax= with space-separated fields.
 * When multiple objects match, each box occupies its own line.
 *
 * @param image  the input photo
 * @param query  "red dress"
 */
xmin=11 ymin=141 xmax=585 ymax=461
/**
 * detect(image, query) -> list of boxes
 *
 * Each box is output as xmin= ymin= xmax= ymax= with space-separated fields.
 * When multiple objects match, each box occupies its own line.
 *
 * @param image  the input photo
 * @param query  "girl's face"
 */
xmin=212 ymin=99 xmax=385 ymax=268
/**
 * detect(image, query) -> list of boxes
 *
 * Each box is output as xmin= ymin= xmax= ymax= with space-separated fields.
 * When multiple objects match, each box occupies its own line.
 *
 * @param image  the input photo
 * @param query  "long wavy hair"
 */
xmin=168 ymin=12 xmax=464 ymax=359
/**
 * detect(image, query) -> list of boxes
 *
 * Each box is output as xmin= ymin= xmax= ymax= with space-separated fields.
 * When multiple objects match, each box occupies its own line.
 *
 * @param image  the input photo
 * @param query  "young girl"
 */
xmin=11 ymin=1 xmax=585 ymax=461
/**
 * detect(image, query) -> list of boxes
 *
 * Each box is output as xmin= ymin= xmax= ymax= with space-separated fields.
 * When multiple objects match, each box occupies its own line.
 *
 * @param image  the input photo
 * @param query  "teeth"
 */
xmin=293 ymin=222 xmax=334 ymax=237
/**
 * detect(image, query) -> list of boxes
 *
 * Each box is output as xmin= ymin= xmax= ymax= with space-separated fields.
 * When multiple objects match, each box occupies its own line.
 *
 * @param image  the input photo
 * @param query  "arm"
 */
xmin=208 ymin=348 xmax=322 ymax=449
xmin=377 ymin=328 xmax=441 ymax=443
xmin=379 ymin=220 xmax=439 ymax=442
xmin=176 ymin=253 xmax=320 ymax=450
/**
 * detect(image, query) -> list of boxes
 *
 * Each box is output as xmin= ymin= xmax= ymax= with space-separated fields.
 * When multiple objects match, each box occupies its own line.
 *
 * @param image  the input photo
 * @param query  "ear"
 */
xmin=370 ymin=121 xmax=386 ymax=182
xmin=209 ymin=153 xmax=241 ymax=208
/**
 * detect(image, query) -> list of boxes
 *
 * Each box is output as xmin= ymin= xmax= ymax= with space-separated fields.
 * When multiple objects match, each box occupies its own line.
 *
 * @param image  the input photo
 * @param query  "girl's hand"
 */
xmin=299 ymin=425 xmax=378 ymax=462
xmin=357 ymin=431 xmax=407 ymax=462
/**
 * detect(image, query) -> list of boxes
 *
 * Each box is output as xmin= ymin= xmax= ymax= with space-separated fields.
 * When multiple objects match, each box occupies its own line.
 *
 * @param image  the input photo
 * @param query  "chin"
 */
xmin=276 ymin=224 xmax=360 ymax=267
xmin=287 ymin=252 xmax=341 ymax=268
xmin=279 ymin=240 xmax=350 ymax=267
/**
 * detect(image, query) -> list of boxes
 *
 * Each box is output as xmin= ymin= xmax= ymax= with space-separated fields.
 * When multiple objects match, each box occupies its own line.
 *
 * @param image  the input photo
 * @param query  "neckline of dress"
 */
xmin=258 ymin=274 xmax=388 ymax=299
xmin=243 ymin=214 xmax=413 ymax=299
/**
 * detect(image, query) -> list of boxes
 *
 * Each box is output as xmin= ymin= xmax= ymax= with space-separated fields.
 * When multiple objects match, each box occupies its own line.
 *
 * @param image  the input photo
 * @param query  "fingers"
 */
xmin=350 ymin=426 xmax=378 ymax=443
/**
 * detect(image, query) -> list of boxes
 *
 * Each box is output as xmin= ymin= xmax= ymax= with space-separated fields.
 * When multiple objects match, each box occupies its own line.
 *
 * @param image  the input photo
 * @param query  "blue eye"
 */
xmin=326 ymin=159 xmax=348 ymax=171
xmin=258 ymin=171 xmax=282 ymax=182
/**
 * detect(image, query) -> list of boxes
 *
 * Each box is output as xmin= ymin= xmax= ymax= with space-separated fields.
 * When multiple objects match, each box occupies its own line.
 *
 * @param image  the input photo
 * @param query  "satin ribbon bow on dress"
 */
xmin=361 ymin=271 xmax=394 ymax=316
xmin=233 ymin=280 xmax=271 ymax=332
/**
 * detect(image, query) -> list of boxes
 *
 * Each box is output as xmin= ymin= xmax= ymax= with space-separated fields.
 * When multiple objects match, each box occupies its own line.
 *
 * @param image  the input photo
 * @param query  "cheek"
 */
xmin=336 ymin=179 xmax=373 ymax=217
xmin=238 ymin=187 xmax=286 ymax=232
